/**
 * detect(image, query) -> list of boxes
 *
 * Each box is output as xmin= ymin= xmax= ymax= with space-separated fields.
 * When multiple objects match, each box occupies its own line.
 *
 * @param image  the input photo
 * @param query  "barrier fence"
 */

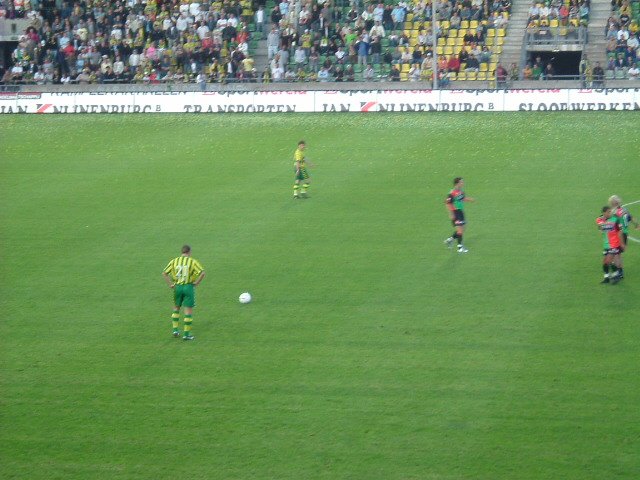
xmin=1 ymin=88 xmax=639 ymax=114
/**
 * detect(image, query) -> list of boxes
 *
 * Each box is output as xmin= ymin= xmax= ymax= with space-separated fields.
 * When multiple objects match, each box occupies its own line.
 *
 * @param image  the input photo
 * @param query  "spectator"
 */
xmin=509 ymin=62 xmax=519 ymax=81
xmin=466 ymin=55 xmax=480 ymax=72
xmin=409 ymin=63 xmax=421 ymax=81
xmin=318 ymin=66 xmax=331 ymax=82
xmin=389 ymin=63 xmax=401 ymax=81
xmin=628 ymin=62 xmax=640 ymax=79
xmin=294 ymin=44 xmax=307 ymax=71
xmin=592 ymin=62 xmax=605 ymax=86
xmin=392 ymin=4 xmax=406 ymax=31
xmin=76 ymin=67 xmax=91 ymax=84
xmin=356 ymin=34 xmax=369 ymax=67
xmin=370 ymin=21 xmax=385 ymax=39
xmin=363 ymin=64 xmax=375 ymax=81
xmin=267 ymin=25 xmax=280 ymax=61
xmin=345 ymin=64 xmax=355 ymax=82
xmin=496 ymin=63 xmax=508 ymax=87
xmin=544 ymin=63 xmax=555 ymax=79
xmin=255 ymin=6 xmax=265 ymax=34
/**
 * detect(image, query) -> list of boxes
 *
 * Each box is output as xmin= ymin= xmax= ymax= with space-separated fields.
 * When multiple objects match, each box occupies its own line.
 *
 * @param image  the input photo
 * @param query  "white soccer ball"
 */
xmin=239 ymin=292 xmax=252 ymax=304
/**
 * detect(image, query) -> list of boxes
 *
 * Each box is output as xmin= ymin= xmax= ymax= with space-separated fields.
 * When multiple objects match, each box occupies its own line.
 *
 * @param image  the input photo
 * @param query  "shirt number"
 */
xmin=176 ymin=265 xmax=188 ymax=281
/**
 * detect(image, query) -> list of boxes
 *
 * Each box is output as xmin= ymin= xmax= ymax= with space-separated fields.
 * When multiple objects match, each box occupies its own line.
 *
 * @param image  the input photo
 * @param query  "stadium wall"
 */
xmin=1 ymin=88 xmax=639 ymax=114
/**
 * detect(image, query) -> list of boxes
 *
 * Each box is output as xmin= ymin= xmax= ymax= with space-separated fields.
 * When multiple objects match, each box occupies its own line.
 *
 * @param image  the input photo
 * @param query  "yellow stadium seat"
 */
xmin=424 ymin=21 xmax=432 ymax=29
xmin=492 ymin=45 xmax=503 ymax=54
xmin=491 ymin=54 xmax=500 ymax=63
xmin=489 ymin=62 xmax=497 ymax=72
xmin=447 ymin=37 xmax=456 ymax=46
xmin=550 ymin=19 xmax=559 ymax=28
xmin=486 ymin=37 xmax=494 ymax=46
xmin=448 ymin=72 xmax=457 ymax=81
xmin=440 ymin=20 xmax=450 ymax=29
xmin=456 ymin=37 xmax=465 ymax=46
xmin=487 ymin=28 xmax=496 ymax=37
xmin=438 ymin=37 xmax=446 ymax=46
xmin=467 ymin=71 xmax=477 ymax=80
xmin=470 ymin=20 xmax=478 ymax=29
xmin=495 ymin=37 xmax=504 ymax=46
xmin=411 ymin=29 xmax=419 ymax=37
xmin=459 ymin=62 xmax=467 ymax=70
xmin=400 ymin=72 xmax=409 ymax=81
xmin=477 ymin=71 xmax=487 ymax=81
xmin=406 ymin=13 xmax=414 ymax=22
xmin=457 ymin=71 xmax=467 ymax=80
xmin=436 ymin=45 xmax=444 ymax=55
xmin=458 ymin=28 xmax=467 ymax=37
xmin=497 ymin=28 xmax=506 ymax=37
xmin=401 ymin=63 xmax=410 ymax=72
xmin=410 ymin=39 xmax=418 ymax=47
xmin=444 ymin=46 xmax=454 ymax=55
xmin=502 ymin=12 xmax=509 ymax=19
xmin=460 ymin=21 xmax=469 ymax=29
xmin=479 ymin=62 xmax=488 ymax=72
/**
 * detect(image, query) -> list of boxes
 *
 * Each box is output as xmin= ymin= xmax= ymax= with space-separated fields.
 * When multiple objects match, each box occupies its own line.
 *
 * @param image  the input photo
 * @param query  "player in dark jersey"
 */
xmin=608 ymin=195 xmax=639 ymax=279
xmin=444 ymin=177 xmax=475 ymax=253
xmin=597 ymin=206 xmax=625 ymax=284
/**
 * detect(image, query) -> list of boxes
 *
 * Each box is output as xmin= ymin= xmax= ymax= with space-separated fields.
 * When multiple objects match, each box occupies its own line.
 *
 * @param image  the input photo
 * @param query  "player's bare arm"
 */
xmin=193 ymin=271 xmax=206 ymax=287
xmin=162 ymin=272 xmax=175 ymax=288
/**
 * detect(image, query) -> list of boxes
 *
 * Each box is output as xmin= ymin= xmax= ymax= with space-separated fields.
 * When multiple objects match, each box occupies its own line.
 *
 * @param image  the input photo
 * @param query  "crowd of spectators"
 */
xmin=1 ymin=0 xmax=263 ymax=85
xmin=604 ymin=0 xmax=640 ymax=79
xmin=526 ymin=0 xmax=590 ymax=28
xmin=264 ymin=0 xmax=511 ymax=83
xmin=0 ymin=0 xmax=512 ymax=85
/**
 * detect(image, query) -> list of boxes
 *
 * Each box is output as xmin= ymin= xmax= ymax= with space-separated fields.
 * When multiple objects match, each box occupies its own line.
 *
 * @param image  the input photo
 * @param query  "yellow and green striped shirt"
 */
xmin=163 ymin=256 xmax=204 ymax=285
xmin=294 ymin=148 xmax=305 ymax=168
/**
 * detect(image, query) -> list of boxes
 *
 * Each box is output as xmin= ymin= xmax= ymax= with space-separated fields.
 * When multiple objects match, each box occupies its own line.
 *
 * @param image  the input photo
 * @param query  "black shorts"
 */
xmin=603 ymin=247 xmax=621 ymax=256
xmin=451 ymin=209 xmax=465 ymax=227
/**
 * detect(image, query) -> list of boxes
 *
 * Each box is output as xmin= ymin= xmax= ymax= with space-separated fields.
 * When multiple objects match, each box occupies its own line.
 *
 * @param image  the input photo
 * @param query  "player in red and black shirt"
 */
xmin=444 ymin=177 xmax=475 ymax=253
xmin=597 ymin=206 xmax=625 ymax=284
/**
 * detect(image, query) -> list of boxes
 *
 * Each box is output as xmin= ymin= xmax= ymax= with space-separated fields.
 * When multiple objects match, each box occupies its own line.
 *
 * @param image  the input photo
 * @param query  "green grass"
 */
xmin=1 ymin=113 xmax=639 ymax=479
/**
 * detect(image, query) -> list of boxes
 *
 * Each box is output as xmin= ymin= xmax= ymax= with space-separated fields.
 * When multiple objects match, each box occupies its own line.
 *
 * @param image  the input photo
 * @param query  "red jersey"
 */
xmin=596 ymin=216 xmax=621 ymax=249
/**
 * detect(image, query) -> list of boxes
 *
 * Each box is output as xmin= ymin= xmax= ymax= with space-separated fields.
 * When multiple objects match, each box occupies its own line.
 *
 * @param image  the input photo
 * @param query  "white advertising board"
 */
xmin=1 ymin=88 xmax=638 ymax=114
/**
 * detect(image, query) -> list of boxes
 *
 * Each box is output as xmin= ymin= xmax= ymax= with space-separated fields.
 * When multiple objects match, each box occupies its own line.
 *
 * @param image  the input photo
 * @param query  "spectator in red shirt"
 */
xmin=447 ymin=55 xmax=460 ymax=73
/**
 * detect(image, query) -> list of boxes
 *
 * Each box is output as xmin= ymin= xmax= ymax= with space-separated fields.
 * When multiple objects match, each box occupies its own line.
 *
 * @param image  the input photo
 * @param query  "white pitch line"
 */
xmin=622 ymin=199 xmax=640 ymax=208
xmin=628 ymin=236 xmax=640 ymax=244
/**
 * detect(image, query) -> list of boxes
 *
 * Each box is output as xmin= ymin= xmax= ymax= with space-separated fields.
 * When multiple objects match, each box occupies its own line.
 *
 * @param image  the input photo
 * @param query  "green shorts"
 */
xmin=295 ymin=167 xmax=309 ymax=181
xmin=174 ymin=284 xmax=196 ymax=308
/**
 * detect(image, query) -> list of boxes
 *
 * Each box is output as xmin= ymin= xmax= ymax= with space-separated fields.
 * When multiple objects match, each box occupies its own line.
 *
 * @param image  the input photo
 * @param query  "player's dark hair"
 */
xmin=182 ymin=245 xmax=191 ymax=254
xmin=602 ymin=206 xmax=610 ymax=213
xmin=453 ymin=177 xmax=463 ymax=185
xmin=298 ymin=140 xmax=306 ymax=146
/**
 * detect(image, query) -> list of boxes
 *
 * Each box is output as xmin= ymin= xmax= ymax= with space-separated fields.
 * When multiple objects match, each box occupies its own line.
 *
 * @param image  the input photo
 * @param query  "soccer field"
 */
xmin=1 ymin=113 xmax=639 ymax=479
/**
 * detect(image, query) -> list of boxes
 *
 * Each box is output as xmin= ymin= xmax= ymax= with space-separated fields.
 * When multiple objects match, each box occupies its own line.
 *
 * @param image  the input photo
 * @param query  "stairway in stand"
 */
xmin=500 ymin=0 xmax=533 ymax=73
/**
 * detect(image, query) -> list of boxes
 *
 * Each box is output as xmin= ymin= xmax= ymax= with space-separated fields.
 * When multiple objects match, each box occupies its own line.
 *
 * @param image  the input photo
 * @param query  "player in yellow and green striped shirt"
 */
xmin=162 ymin=245 xmax=206 ymax=340
xmin=293 ymin=140 xmax=314 ymax=199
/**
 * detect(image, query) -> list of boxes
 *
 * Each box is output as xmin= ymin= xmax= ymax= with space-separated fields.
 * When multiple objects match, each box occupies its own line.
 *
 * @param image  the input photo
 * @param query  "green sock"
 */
xmin=184 ymin=314 xmax=193 ymax=336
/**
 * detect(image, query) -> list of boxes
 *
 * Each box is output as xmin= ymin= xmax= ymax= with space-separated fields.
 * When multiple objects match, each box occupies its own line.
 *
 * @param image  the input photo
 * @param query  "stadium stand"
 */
xmin=1 ymin=0 xmax=262 ymax=84
xmin=0 ymin=0 xmax=512 ymax=85
xmin=604 ymin=0 xmax=640 ymax=79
